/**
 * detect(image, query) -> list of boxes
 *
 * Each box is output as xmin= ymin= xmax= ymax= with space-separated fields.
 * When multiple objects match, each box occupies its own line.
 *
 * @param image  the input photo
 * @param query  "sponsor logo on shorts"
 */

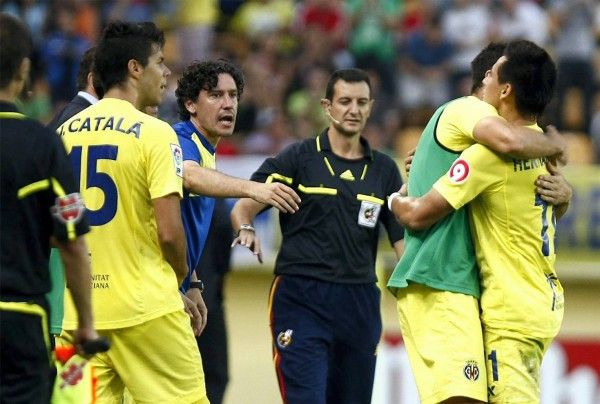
xmin=463 ymin=360 xmax=480 ymax=381
xmin=277 ymin=329 xmax=293 ymax=349
xmin=51 ymin=193 xmax=85 ymax=224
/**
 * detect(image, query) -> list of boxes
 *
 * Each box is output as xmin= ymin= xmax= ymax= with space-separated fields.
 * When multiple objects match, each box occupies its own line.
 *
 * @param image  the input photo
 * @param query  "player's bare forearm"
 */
xmin=183 ymin=161 xmax=300 ymax=212
xmin=56 ymin=236 xmax=94 ymax=330
xmin=153 ymin=194 xmax=188 ymax=284
xmin=474 ymin=118 xmax=565 ymax=160
xmin=389 ymin=188 xmax=454 ymax=231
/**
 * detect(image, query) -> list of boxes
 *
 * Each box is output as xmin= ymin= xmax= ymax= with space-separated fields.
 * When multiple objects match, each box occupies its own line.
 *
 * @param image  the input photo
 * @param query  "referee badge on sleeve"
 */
xmin=51 ymin=193 xmax=85 ymax=224
xmin=170 ymin=144 xmax=183 ymax=177
xmin=358 ymin=201 xmax=380 ymax=228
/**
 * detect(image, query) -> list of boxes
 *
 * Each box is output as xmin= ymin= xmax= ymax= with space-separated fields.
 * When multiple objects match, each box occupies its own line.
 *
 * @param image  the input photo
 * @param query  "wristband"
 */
xmin=236 ymin=223 xmax=255 ymax=237
xmin=387 ymin=192 xmax=401 ymax=211
xmin=189 ymin=280 xmax=204 ymax=292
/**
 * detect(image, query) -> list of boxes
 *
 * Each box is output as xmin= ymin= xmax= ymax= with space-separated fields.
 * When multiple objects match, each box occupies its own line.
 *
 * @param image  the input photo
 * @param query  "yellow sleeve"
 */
xmin=437 ymin=96 xmax=500 ymax=151
xmin=433 ymin=144 xmax=503 ymax=210
xmin=145 ymin=120 xmax=184 ymax=199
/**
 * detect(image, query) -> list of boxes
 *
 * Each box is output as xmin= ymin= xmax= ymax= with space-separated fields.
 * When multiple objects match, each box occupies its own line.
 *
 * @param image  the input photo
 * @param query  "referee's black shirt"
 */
xmin=251 ymin=130 xmax=404 ymax=283
xmin=0 ymin=101 xmax=89 ymax=301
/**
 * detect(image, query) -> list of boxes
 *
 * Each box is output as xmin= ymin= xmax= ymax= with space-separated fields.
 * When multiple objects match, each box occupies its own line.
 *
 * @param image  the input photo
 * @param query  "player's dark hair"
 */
xmin=325 ymin=68 xmax=372 ymax=101
xmin=470 ymin=42 xmax=506 ymax=94
xmin=0 ymin=13 xmax=32 ymax=89
xmin=94 ymin=21 xmax=165 ymax=93
xmin=176 ymin=59 xmax=245 ymax=121
xmin=76 ymin=47 xmax=104 ymax=98
xmin=499 ymin=40 xmax=556 ymax=117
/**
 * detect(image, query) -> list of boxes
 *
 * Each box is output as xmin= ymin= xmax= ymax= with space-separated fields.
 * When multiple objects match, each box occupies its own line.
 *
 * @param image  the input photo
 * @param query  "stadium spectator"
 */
xmin=397 ymin=11 xmax=454 ymax=110
xmin=548 ymin=0 xmax=597 ymax=134
xmin=442 ymin=0 xmax=492 ymax=98
xmin=40 ymin=3 xmax=90 ymax=105
xmin=489 ymin=0 xmax=549 ymax=46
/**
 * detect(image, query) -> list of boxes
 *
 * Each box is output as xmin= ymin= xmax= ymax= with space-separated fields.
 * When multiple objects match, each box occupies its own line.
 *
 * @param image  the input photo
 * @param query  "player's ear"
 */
xmin=500 ymin=83 xmax=512 ymax=100
xmin=320 ymin=98 xmax=331 ymax=112
xmin=128 ymin=58 xmax=143 ymax=79
xmin=184 ymin=99 xmax=196 ymax=115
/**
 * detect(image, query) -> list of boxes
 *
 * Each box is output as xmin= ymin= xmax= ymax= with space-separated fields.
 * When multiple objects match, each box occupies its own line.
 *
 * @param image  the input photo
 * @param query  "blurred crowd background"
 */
xmin=3 ymin=0 xmax=600 ymax=163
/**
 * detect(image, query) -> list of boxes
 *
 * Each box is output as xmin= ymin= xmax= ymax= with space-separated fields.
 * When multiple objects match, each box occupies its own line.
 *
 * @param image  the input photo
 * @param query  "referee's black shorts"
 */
xmin=0 ymin=300 xmax=51 ymax=404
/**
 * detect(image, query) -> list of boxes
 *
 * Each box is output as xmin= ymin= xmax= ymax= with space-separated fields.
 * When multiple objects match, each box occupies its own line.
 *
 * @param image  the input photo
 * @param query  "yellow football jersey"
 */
xmin=436 ymin=95 xmax=500 ymax=151
xmin=59 ymin=98 xmax=184 ymax=330
xmin=434 ymin=127 xmax=564 ymax=338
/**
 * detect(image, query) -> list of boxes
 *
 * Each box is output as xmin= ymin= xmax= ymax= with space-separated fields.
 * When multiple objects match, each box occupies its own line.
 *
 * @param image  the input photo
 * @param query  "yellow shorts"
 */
xmin=58 ymin=310 xmax=208 ymax=404
xmin=396 ymin=283 xmax=487 ymax=404
xmin=484 ymin=328 xmax=553 ymax=403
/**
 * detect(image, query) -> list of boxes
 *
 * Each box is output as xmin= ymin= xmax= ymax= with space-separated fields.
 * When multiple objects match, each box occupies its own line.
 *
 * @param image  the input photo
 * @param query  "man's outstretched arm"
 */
xmin=183 ymin=161 xmax=300 ymax=213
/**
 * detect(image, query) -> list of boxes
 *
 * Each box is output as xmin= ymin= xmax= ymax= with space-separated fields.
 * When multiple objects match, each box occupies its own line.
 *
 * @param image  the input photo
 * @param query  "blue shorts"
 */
xmin=269 ymin=275 xmax=382 ymax=404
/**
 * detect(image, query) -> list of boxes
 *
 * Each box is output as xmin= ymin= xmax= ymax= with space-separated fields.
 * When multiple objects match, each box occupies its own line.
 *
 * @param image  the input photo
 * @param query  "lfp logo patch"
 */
xmin=51 ymin=193 xmax=85 ymax=224
xmin=171 ymin=144 xmax=183 ymax=177
xmin=449 ymin=158 xmax=470 ymax=184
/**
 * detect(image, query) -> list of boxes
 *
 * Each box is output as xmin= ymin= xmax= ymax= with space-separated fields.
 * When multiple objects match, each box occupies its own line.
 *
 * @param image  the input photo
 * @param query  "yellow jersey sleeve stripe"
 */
xmin=298 ymin=184 xmax=337 ymax=195
xmin=51 ymin=177 xmax=67 ymax=197
xmin=0 ymin=302 xmax=51 ymax=360
xmin=267 ymin=173 xmax=293 ymax=185
xmin=360 ymin=165 xmax=368 ymax=180
xmin=0 ymin=112 xmax=26 ymax=119
xmin=323 ymin=157 xmax=335 ymax=176
xmin=356 ymin=194 xmax=384 ymax=205
xmin=51 ymin=178 xmax=77 ymax=240
xmin=18 ymin=179 xmax=51 ymax=199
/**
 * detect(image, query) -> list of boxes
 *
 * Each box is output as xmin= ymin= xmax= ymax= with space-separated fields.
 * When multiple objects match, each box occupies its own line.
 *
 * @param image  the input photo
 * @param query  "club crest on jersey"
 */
xmin=277 ymin=329 xmax=293 ymax=349
xmin=171 ymin=144 xmax=183 ymax=178
xmin=51 ymin=193 xmax=85 ymax=224
xmin=358 ymin=201 xmax=380 ymax=228
xmin=463 ymin=360 xmax=480 ymax=381
xmin=449 ymin=158 xmax=470 ymax=184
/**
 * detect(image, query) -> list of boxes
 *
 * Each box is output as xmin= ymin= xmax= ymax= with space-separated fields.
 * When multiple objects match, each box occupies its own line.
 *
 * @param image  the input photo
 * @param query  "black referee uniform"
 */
xmin=253 ymin=130 xmax=404 ymax=404
xmin=0 ymin=101 xmax=90 ymax=403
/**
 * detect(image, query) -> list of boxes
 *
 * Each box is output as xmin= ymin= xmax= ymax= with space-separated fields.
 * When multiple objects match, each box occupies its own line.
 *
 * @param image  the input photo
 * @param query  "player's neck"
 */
xmin=104 ymin=83 xmax=137 ymax=108
xmin=189 ymin=117 xmax=220 ymax=147
xmin=328 ymin=128 xmax=363 ymax=159
xmin=499 ymin=104 xmax=536 ymax=127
